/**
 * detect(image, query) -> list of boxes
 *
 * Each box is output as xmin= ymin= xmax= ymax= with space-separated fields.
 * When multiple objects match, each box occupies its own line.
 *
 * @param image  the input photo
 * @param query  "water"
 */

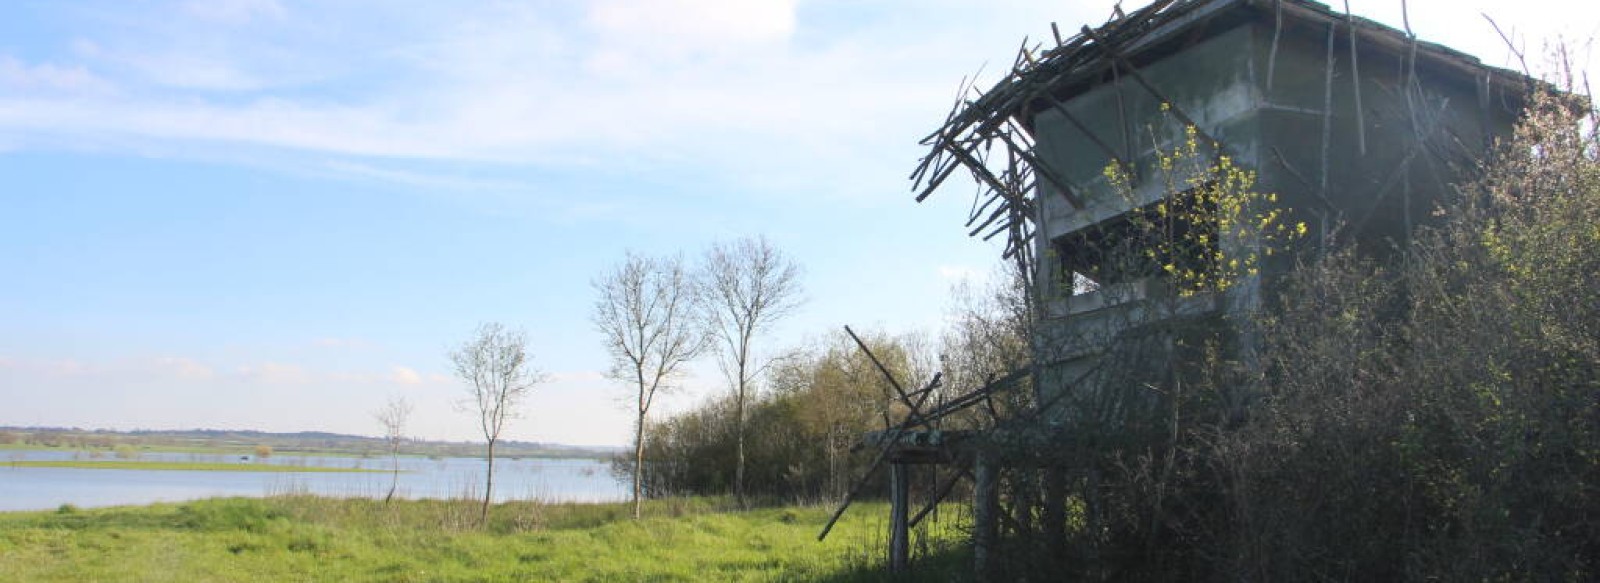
xmin=0 ymin=450 xmax=628 ymax=511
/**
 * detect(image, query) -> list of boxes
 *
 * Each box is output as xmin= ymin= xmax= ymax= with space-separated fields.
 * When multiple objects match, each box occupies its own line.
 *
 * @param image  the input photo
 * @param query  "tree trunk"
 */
xmin=634 ymin=410 xmax=645 ymax=519
xmin=734 ymin=386 xmax=746 ymax=506
xmin=827 ymin=435 xmax=839 ymax=500
xmin=481 ymin=439 xmax=495 ymax=524
xmin=385 ymin=450 xmax=399 ymax=504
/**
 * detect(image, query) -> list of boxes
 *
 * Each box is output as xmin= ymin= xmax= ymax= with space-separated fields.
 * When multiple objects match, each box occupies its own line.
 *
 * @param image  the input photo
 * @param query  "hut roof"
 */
xmin=911 ymin=0 xmax=1532 ymax=271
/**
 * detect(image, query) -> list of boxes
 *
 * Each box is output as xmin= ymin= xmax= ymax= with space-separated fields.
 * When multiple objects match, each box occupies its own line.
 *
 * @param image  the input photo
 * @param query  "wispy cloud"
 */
xmin=586 ymin=0 xmax=797 ymax=67
xmin=0 ymin=0 xmax=999 ymax=204
xmin=115 ymin=51 xmax=270 ymax=92
xmin=549 ymin=370 xmax=606 ymax=385
xmin=235 ymin=362 xmax=309 ymax=385
xmin=2 ymin=354 xmax=443 ymax=389
xmin=0 ymin=56 xmax=114 ymax=94
xmin=0 ymin=354 xmax=474 ymax=441
xmin=0 ymin=356 xmax=212 ymax=382
xmin=388 ymin=366 xmax=424 ymax=386
xmin=321 ymin=160 xmax=529 ymax=192
xmin=937 ymin=265 xmax=982 ymax=282
xmin=11 ymin=0 xmax=1578 ymax=210
xmin=181 ymin=0 xmax=286 ymax=24
xmin=310 ymin=337 xmax=371 ymax=350
xmin=155 ymin=357 xmax=215 ymax=381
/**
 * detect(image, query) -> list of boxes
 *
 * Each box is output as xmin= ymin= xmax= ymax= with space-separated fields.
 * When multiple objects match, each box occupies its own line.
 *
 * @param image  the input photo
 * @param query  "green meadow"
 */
xmin=0 ymin=496 xmax=969 ymax=582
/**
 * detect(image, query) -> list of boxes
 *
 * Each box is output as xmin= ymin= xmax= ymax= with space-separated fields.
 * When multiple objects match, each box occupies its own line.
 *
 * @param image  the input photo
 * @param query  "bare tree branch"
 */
xmin=449 ymin=322 xmax=544 ymax=524
xmin=698 ymin=236 xmax=803 ymax=504
xmin=373 ymin=394 xmax=412 ymax=504
xmin=593 ymin=251 xmax=704 ymax=519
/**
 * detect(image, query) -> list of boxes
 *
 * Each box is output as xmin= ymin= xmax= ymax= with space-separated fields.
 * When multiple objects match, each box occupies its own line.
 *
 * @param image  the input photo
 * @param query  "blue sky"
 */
xmin=2 ymin=0 xmax=1594 ymax=446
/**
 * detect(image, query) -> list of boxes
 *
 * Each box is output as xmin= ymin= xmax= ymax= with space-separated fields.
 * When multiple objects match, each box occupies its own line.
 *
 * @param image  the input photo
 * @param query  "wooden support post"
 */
xmin=910 ymin=467 xmax=971 ymax=529
xmin=1087 ymin=467 xmax=1102 ymax=567
xmin=889 ymin=463 xmax=910 ymax=574
xmin=973 ymin=453 xmax=999 ymax=581
xmin=1044 ymin=466 xmax=1066 ymax=555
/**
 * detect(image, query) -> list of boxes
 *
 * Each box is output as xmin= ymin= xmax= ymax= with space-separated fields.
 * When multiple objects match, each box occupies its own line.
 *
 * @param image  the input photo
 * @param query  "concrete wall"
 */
xmin=1028 ymin=15 xmax=1524 ymax=418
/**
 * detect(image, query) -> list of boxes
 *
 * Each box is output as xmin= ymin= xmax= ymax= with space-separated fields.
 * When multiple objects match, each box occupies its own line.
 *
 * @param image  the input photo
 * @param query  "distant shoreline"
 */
xmin=4 ymin=460 xmax=385 ymax=473
xmin=0 ymin=426 xmax=623 ymax=460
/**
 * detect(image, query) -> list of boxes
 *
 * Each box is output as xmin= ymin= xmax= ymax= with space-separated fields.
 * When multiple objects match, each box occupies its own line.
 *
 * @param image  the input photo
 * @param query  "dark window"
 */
xmin=1052 ymin=192 xmax=1216 ymax=296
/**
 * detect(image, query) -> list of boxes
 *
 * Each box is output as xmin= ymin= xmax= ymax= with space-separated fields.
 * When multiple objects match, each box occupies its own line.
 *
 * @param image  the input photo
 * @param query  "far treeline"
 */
xmin=574 ymin=233 xmax=1028 ymax=513
xmin=603 ymin=258 xmax=1031 ymax=503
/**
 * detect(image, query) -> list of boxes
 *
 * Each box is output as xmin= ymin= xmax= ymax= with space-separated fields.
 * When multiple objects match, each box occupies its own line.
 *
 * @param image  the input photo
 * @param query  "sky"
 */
xmin=2 ymin=0 xmax=1595 ymax=447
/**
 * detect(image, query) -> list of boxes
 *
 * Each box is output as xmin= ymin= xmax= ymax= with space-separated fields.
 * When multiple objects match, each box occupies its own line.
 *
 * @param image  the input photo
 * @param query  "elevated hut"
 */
xmin=895 ymin=0 xmax=1537 ymax=576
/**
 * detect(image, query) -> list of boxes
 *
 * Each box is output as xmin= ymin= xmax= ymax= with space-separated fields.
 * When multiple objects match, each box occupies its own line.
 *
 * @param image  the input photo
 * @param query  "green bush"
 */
xmin=987 ymin=88 xmax=1599 ymax=581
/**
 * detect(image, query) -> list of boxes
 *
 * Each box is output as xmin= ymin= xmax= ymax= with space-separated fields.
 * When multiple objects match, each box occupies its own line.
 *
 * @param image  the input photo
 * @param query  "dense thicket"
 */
xmin=1005 ymin=89 xmax=1599 ymax=581
xmin=620 ymin=330 xmax=936 ymax=501
xmin=620 ymin=260 xmax=1033 ymax=504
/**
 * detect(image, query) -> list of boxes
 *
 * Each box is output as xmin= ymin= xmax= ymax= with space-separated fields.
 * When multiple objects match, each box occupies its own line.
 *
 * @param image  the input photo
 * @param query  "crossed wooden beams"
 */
xmin=816 ymin=325 xmax=1030 ymax=575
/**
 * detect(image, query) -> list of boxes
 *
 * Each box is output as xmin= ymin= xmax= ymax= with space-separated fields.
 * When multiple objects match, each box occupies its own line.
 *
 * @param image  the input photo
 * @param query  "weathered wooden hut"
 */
xmin=882 ymin=0 xmax=1538 ymax=576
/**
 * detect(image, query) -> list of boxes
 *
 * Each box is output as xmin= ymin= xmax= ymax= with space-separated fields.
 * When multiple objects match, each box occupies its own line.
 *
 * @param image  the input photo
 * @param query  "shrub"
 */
xmin=986 ymin=87 xmax=1599 ymax=580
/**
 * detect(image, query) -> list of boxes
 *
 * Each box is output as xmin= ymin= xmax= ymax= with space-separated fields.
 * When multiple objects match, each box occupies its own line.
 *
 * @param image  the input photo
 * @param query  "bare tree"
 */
xmin=449 ymin=322 xmax=544 ymax=523
xmin=592 ymin=251 xmax=703 ymax=519
xmin=373 ymin=394 xmax=412 ymax=504
xmin=698 ymin=236 xmax=802 ymax=504
xmin=939 ymin=263 xmax=1035 ymax=424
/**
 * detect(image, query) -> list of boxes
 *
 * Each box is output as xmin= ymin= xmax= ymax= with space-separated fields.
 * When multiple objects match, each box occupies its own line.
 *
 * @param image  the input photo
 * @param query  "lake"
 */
xmin=0 ymin=449 xmax=629 ymax=511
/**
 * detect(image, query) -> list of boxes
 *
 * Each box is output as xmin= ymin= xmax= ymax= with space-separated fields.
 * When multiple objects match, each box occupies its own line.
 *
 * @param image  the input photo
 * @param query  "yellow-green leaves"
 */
xmin=1104 ymin=123 xmax=1301 ymax=296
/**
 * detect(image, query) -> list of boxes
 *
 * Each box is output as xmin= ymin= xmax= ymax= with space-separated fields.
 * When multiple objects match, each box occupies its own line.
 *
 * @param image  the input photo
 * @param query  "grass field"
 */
xmin=0 ymin=496 xmax=969 ymax=582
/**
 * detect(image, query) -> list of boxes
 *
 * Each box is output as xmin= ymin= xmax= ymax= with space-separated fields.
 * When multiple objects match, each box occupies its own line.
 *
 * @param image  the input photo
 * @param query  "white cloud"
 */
xmin=937 ymin=264 xmax=981 ymax=282
xmin=0 ymin=56 xmax=113 ymax=94
xmin=182 ymin=0 xmax=286 ymax=24
xmin=0 ymin=357 xmax=81 ymax=377
xmin=0 ymin=96 xmax=445 ymax=158
xmin=0 ymin=0 xmax=950 ymax=186
xmin=0 ymin=355 xmax=445 ymax=389
xmin=587 ymin=0 xmax=797 ymax=65
xmin=548 ymin=370 xmax=606 ymax=384
xmin=47 ymin=359 xmax=88 ymax=377
xmin=0 ymin=355 xmax=216 ymax=382
xmin=321 ymin=160 xmax=529 ymax=192
xmin=311 ymin=337 xmax=370 ymax=350
xmin=120 ymin=52 xmax=267 ymax=91
xmin=154 ymin=357 xmax=214 ymax=381
xmin=389 ymin=366 xmax=424 ymax=386
xmin=235 ymin=362 xmax=309 ymax=384
xmin=3 ymin=0 xmax=1588 ymax=208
